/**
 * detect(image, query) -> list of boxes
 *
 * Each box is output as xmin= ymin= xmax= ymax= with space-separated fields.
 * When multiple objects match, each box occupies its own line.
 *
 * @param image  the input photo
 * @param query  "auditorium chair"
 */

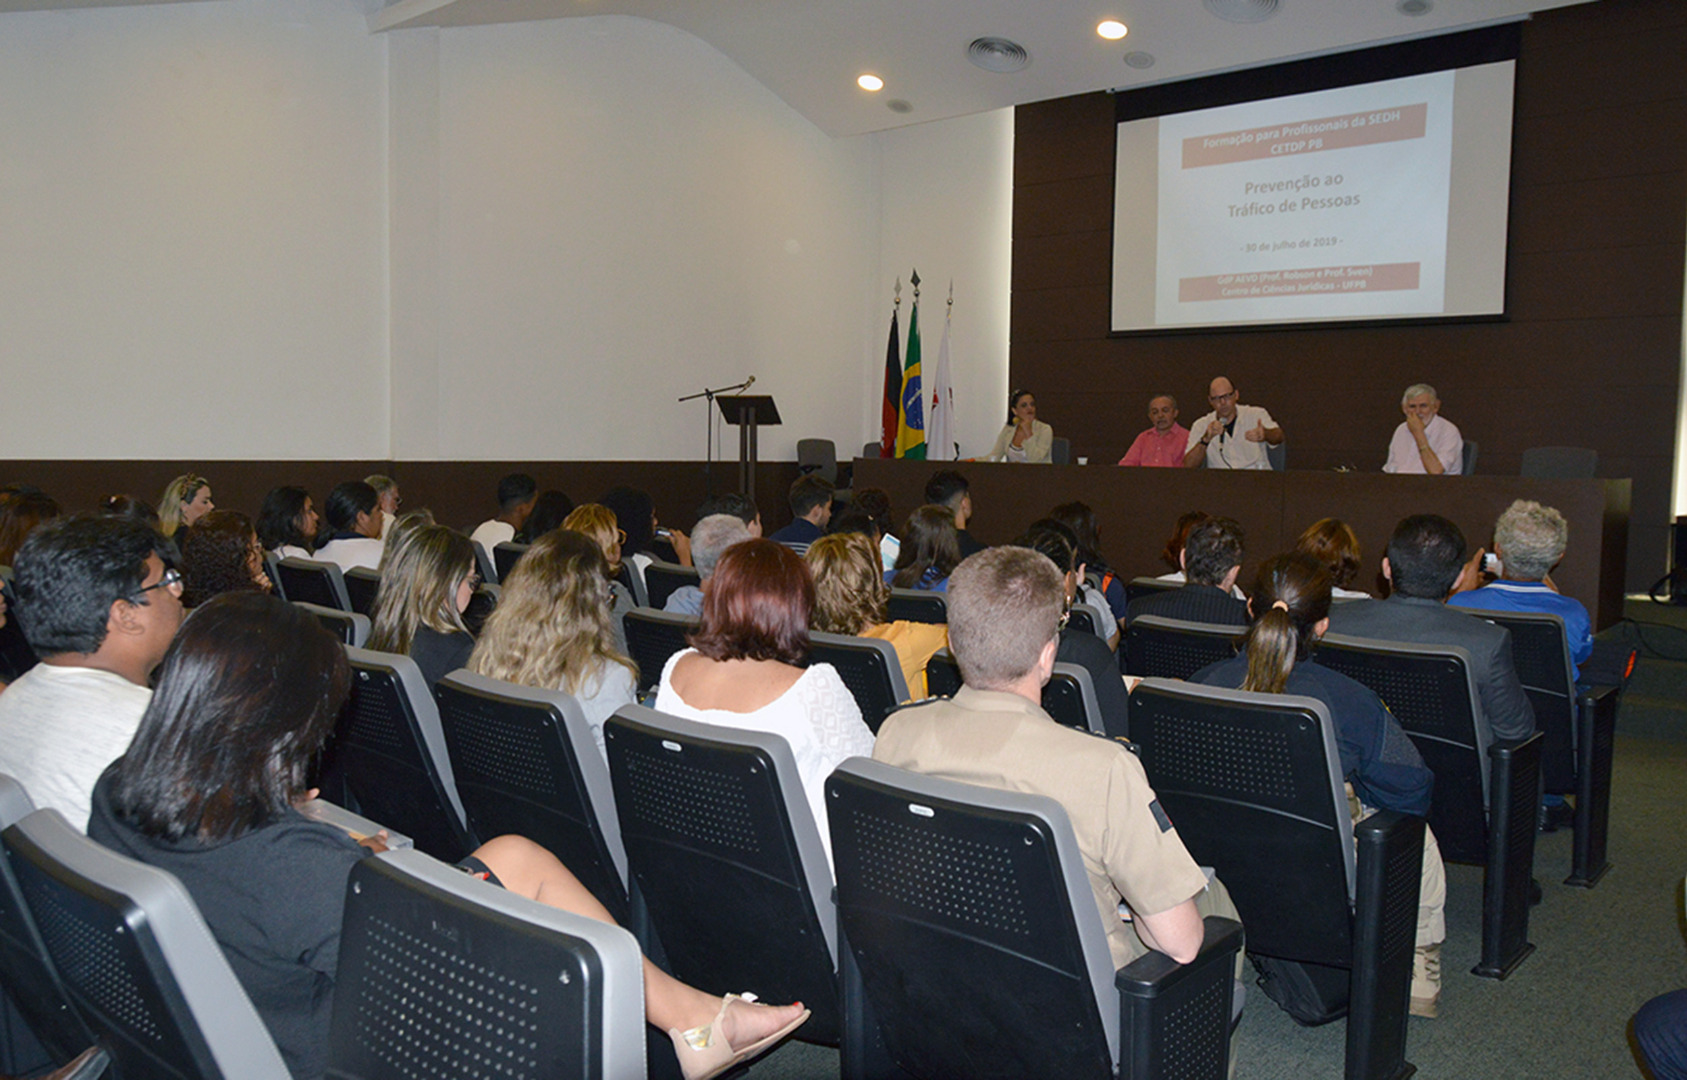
xmin=260 ymin=552 xmax=281 ymax=596
xmin=1123 ymin=615 xmax=1241 ymax=679
xmin=827 ymin=759 xmax=1243 ymax=1080
xmin=4 ymin=807 xmax=293 ymax=1079
xmin=461 ymin=581 xmax=500 ymax=636
xmin=342 ymin=566 xmax=381 ymax=616
xmin=1462 ymin=440 xmax=1479 ymax=475
xmin=275 ymin=556 xmax=352 ymax=612
xmin=810 ymin=630 xmax=909 ymax=732
xmin=616 ymin=562 xmax=649 ymax=608
xmin=622 ymin=608 xmax=699 ymax=696
xmin=886 ymin=588 xmax=946 ymax=625
xmin=292 ymin=600 xmax=370 ymax=648
xmin=492 ymin=540 xmax=529 ymax=582
xmin=1127 ymin=680 xmax=1424 ymax=1080
xmin=642 ymin=560 xmax=701 ymax=611
xmin=605 ymin=705 xmax=843 ymax=1045
xmin=924 ymin=650 xmax=1104 ymax=734
xmin=1124 ymin=576 xmax=1178 ymax=605
xmin=798 ymin=437 xmax=852 ymax=495
xmin=471 ymin=539 xmax=497 ymax=585
xmin=1456 ymin=607 xmax=1621 ymax=887
xmin=1317 ymin=634 xmax=1542 ymax=979
xmin=0 ymin=777 xmax=98 ymax=1078
xmin=1066 ymin=600 xmax=1115 ymax=642
xmin=1267 ymin=441 xmax=1286 ymax=471
xmin=432 ymin=671 xmax=633 ymax=925
xmin=329 ymin=849 xmax=646 ymax=1080
xmin=317 ymin=647 xmax=476 ymax=863
xmin=1051 ymin=436 xmax=1072 ymax=464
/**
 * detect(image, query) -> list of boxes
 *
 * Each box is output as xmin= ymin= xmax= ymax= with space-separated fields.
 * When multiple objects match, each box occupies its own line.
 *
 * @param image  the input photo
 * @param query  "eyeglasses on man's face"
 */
xmin=131 ymin=567 xmax=183 ymax=603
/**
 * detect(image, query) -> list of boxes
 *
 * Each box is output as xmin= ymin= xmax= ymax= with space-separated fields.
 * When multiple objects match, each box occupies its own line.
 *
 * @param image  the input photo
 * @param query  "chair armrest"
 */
xmin=1115 ymin=917 xmax=1243 ymax=1080
xmin=1347 ymin=810 xmax=1424 ymax=1078
xmin=296 ymin=799 xmax=415 ymax=851
xmin=1477 ymin=731 xmax=1542 ymax=979
xmin=1576 ymin=683 xmax=1620 ymax=707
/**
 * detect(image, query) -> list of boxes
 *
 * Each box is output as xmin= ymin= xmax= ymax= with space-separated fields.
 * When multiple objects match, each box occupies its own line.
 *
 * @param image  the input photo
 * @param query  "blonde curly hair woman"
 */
xmin=562 ymin=503 xmax=636 ymax=651
xmin=158 ymin=473 xmax=214 ymax=539
xmin=805 ymin=532 xmax=947 ymax=700
xmin=468 ymin=529 xmax=638 ymax=757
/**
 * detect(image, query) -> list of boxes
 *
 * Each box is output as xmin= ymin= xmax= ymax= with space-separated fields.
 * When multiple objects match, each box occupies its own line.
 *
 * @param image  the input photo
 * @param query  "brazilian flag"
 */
xmin=896 ymin=294 xmax=925 ymax=459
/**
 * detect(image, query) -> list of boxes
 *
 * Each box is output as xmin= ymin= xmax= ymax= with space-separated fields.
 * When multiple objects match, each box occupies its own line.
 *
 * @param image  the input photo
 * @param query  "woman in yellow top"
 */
xmin=806 ymin=532 xmax=947 ymax=700
xmin=986 ymin=390 xmax=1054 ymax=463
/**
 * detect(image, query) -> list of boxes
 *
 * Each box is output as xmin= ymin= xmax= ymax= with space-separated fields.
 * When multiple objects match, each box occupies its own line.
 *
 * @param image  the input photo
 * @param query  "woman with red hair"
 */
xmin=655 ymin=538 xmax=873 ymax=864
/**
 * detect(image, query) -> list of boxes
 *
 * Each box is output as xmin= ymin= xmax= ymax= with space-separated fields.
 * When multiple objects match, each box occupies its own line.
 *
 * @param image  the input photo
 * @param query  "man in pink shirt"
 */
xmin=1119 ymin=395 xmax=1190 ymax=467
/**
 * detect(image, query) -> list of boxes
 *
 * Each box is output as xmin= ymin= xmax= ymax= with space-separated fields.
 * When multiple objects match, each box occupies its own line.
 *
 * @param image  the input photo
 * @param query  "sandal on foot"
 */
xmin=668 ymin=992 xmax=811 ymax=1080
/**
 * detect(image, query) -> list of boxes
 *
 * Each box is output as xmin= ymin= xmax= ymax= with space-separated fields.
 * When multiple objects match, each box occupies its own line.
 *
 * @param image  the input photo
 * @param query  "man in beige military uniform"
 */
xmin=874 ymin=545 xmax=1237 ymax=970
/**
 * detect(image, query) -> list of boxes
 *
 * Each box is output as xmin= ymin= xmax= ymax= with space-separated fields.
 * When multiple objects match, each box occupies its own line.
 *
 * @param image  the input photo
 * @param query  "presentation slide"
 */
xmin=1111 ymin=60 xmax=1514 ymax=333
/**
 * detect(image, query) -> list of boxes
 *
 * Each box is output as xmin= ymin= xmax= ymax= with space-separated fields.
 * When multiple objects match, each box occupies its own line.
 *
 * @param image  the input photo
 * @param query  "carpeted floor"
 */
xmin=743 ymin=601 xmax=1687 ymax=1078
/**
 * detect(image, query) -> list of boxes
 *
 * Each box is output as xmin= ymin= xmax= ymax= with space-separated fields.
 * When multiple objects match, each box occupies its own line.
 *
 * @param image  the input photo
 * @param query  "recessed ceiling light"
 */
xmin=1097 ymin=19 xmax=1128 ymax=40
xmin=857 ymin=74 xmax=884 ymax=92
xmin=887 ymin=99 xmax=914 ymax=114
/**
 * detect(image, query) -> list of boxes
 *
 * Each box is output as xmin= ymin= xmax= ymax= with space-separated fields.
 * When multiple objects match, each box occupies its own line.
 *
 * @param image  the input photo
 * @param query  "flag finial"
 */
xmin=894 ymin=277 xmax=901 ymax=307
xmin=910 ymin=268 xmax=921 ymax=294
xmin=947 ymin=280 xmax=954 ymax=310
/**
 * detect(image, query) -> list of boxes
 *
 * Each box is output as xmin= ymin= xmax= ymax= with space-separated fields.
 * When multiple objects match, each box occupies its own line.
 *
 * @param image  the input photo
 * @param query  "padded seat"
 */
xmin=810 ymin=631 xmax=909 ymax=733
xmin=1317 ymin=634 xmax=1542 ymax=979
xmin=492 ymin=540 xmax=529 ymax=582
xmin=622 ymin=608 xmax=699 ymax=695
xmin=604 ymin=705 xmax=842 ymax=1044
xmin=275 ymin=556 xmax=351 ymax=612
xmin=292 ymin=601 xmax=370 ymax=648
xmin=342 ymin=566 xmax=381 ymax=616
xmin=922 ymin=650 xmax=1102 ymax=733
xmin=886 ymin=588 xmax=946 ymax=625
xmin=827 ymin=758 xmax=1242 ymax=1080
xmin=1124 ymin=615 xmax=1241 ymax=679
xmin=642 ymin=560 xmax=701 ymax=611
xmin=1128 ymin=680 xmax=1425 ymax=1080
xmin=432 ymin=671 xmax=632 ymax=924
xmin=1124 ymin=576 xmax=1178 ymax=605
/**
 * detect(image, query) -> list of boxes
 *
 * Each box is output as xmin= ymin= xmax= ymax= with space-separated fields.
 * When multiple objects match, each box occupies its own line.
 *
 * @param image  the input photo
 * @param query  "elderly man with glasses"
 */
xmin=1183 ymin=376 xmax=1283 ymax=470
xmin=0 ymin=513 xmax=184 ymax=831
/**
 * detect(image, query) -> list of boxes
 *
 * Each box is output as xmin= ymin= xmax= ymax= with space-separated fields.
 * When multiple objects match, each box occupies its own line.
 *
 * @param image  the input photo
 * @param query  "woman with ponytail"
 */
xmin=1188 ymin=552 xmax=1448 ymax=1018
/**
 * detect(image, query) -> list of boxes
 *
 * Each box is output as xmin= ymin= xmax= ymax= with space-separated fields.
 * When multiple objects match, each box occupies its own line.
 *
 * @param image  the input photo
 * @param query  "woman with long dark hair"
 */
xmin=1187 ymin=552 xmax=1446 ymax=1017
xmin=179 ymin=510 xmax=270 ymax=607
xmin=985 ymin=389 xmax=1054 ymax=463
xmin=888 ymin=504 xmax=962 ymax=592
xmin=257 ymin=486 xmax=319 ymax=559
xmin=87 ymin=593 xmax=807 ymax=1080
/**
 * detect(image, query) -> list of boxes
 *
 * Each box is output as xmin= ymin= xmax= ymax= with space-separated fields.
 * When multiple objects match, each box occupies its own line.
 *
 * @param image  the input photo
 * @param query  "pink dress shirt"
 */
xmin=1119 ymin=424 xmax=1190 ymax=467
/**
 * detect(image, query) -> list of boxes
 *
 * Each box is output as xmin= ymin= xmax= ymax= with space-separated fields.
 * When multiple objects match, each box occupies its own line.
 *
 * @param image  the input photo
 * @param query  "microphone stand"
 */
xmin=679 ymin=377 xmax=754 ymax=501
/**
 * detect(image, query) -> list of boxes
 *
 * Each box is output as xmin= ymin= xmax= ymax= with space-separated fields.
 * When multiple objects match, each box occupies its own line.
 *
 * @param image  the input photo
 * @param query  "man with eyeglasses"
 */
xmin=0 ymin=514 xmax=183 ymax=831
xmin=1183 ymin=376 xmax=1283 ymax=470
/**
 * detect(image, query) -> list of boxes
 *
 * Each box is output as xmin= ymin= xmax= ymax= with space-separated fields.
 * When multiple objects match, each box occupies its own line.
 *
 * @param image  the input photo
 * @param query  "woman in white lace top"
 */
xmin=656 ymin=538 xmax=873 ymax=866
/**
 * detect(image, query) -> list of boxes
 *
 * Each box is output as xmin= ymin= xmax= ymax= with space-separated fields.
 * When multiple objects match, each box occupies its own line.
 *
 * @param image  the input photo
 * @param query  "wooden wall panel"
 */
xmin=1009 ymin=0 xmax=1687 ymax=591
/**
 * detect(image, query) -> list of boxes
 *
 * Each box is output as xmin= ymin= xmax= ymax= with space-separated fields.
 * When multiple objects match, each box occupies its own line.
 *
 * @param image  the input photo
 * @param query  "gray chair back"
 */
xmin=292 ymin=601 xmax=370 ymax=648
xmin=1462 ymin=440 xmax=1479 ymax=475
xmin=809 ymin=630 xmax=909 ymax=733
xmin=1123 ymin=615 xmax=1241 ymax=679
xmin=1050 ymin=436 xmax=1071 ymax=464
xmin=622 ymin=608 xmax=699 ymax=695
xmin=492 ymin=541 xmax=529 ymax=582
xmin=329 ymin=849 xmax=645 ymax=1080
xmin=886 ymin=588 xmax=947 ymax=625
xmin=797 ymin=438 xmax=839 ymax=485
xmin=276 ymin=557 xmax=351 ymax=612
xmin=342 ymin=566 xmax=381 ymax=616
xmin=5 ymin=808 xmax=292 ymax=1079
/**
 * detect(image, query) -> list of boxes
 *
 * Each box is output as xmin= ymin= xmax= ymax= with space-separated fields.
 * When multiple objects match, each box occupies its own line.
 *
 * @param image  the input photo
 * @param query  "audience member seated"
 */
xmin=664 ymin=514 xmax=751 ymax=617
xmin=470 ymin=472 xmax=538 ymax=551
xmin=874 ymin=545 xmax=1238 ymax=971
xmin=1155 ymin=510 xmax=1210 ymax=582
xmin=1050 ymin=501 xmax=1129 ymax=629
xmin=377 ymin=509 xmax=435 ymax=572
xmin=1635 ymin=988 xmax=1687 ymax=1080
xmin=257 ymin=486 xmax=320 ymax=560
xmin=1296 ymin=517 xmax=1372 ymax=599
xmin=87 ymin=593 xmax=809 ymax=1080
xmin=179 ymin=510 xmax=271 ymax=608
xmin=986 ymin=389 xmax=1054 ymax=463
xmin=697 ymin=491 xmax=762 ymax=537
xmin=1327 ymin=514 xmax=1535 ymax=741
xmin=767 ymin=474 xmax=833 ymax=555
xmin=364 ymin=473 xmax=402 ymax=539
xmin=0 ymin=491 xmax=61 ymax=567
xmin=806 ymin=533 xmax=947 ymax=700
xmin=1184 ymin=376 xmax=1283 ymax=471
xmin=1033 ymin=516 xmax=1119 ymax=649
xmin=655 ymin=539 xmax=873 ymax=865
xmin=0 ymin=515 xmax=182 ymax=830
xmin=1017 ymin=523 xmax=1130 ymax=737
xmin=368 ymin=524 xmax=478 ymax=689
xmin=924 ymin=469 xmax=985 ymax=557
xmin=100 ymin=494 xmax=161 ymax=530
xmin=469 ymin=530 xmax=639 ymax=757
xmin=888 ymin=505 xmax=962 ymax=593
xmin=1383 ymin=383 xmax=1463 ymax=476
xmin=158 ymin=473 xmax=215 ymax=539
xmin=849 ymin=486 xmax=898 ymax=571
xmin=314 ymin=481 xmax=386 ymax=572
xmin=1188 ymin=553 xmax=1445 ymax=1016
xmin=1118 ymin=393 xmax=1190 ymax=468
xmin=1449 ymin=499 xmax=1595 ymax=680
xmin=1126 ymin=516 xmax=1249 ymax=627
xmin=564 ymin=504 xmax=636 ymax=650
xmin=602 ymin=486 xmax=691 ymax=584
xmin=516 ymin=489 xmax=576 ymax=543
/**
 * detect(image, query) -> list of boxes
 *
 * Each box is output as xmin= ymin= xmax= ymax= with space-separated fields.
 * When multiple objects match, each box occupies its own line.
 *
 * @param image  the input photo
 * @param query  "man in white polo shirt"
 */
xmin=0 ymin=514 xmax=182 ymax=830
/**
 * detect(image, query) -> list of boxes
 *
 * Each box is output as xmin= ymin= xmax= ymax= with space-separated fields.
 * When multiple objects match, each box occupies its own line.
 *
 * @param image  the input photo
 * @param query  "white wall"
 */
xmin=0 ymin=0 xmax=390 ymax=460
xmin=870 ymin=108 xmax=1015 ymax=462
xmin=0 ymin=2 xmax=1015 ymax=465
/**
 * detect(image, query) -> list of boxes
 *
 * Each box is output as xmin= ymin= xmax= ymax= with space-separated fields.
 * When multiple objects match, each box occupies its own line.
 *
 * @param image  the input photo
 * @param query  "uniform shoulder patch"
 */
xmin=1149 ymin=799 xmax=1174 ymax=833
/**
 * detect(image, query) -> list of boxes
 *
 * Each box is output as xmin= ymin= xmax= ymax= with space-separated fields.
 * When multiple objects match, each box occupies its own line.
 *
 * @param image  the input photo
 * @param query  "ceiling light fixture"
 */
xmin=887 ymin=99 xmax=914 ymax=114
xmin=1396 ymin=0 xmax=1433 ymax=14
xmin=966 ymin=37 xmax=1031 ymax=74
xmin=857 ymin=74 xmax=884 ymax=91
xmin=1202 ymin=0 xmax=1280 ymax=24
xmin=1097 ymin=20 xmax=1128 ymax=40
xmin=1123 ymin=51 xmax=1156 ymax=69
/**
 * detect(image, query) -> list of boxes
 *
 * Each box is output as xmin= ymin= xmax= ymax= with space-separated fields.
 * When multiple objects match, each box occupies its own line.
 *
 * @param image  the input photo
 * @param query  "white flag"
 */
xmin=927 ymin=303 xmax=955 ymax=461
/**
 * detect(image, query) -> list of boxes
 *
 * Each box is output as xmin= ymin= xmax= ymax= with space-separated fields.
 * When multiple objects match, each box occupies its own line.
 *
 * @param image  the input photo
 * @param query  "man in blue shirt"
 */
xmin=1449 ymin=499 xmax=1592 ymax=680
